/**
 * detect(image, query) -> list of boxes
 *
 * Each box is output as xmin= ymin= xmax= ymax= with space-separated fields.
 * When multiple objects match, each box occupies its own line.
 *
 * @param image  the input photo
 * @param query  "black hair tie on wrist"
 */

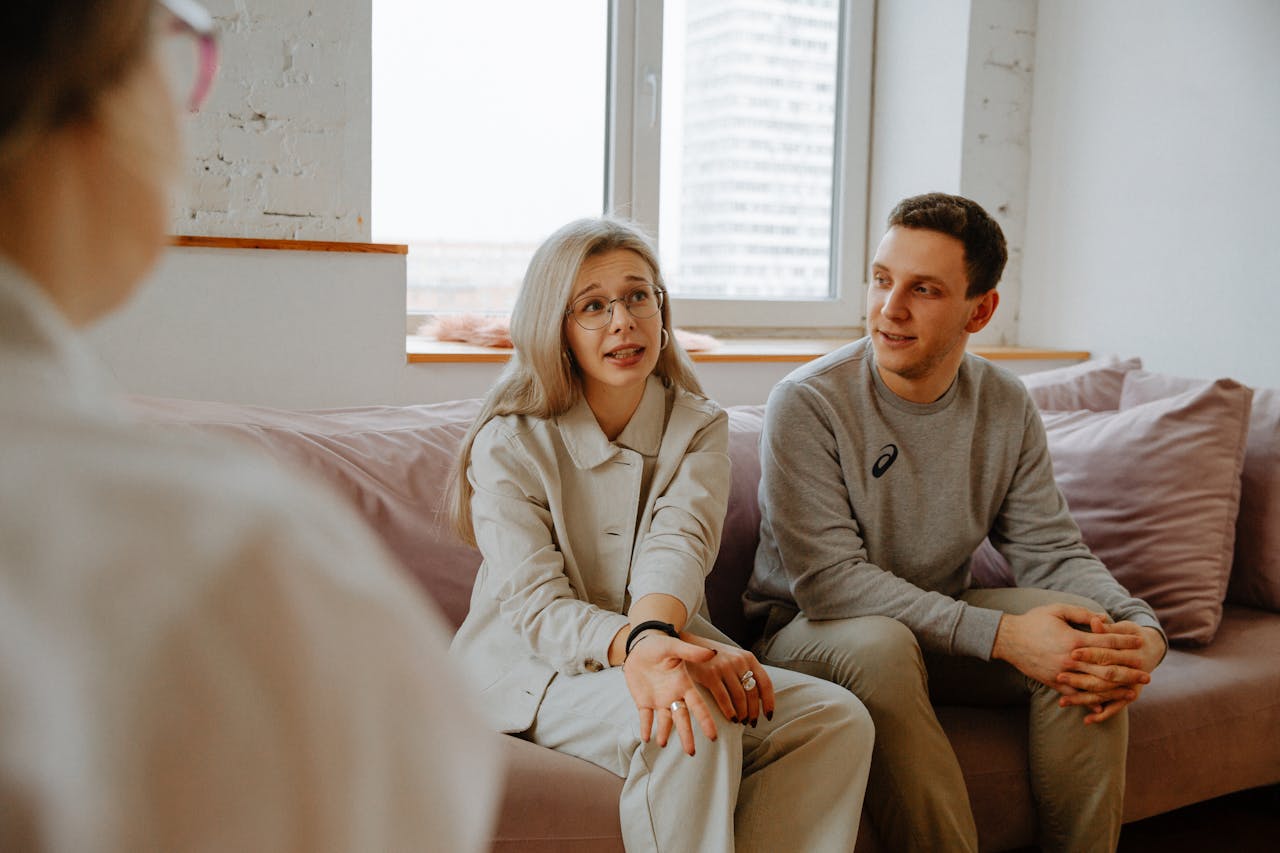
xmin=625 ymin=620 xmax=678 ymax=657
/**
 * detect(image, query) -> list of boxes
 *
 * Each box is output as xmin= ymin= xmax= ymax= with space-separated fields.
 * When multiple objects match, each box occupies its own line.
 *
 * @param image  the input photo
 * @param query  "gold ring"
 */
xmin=670 ymin=701 xmax=686 ymax=714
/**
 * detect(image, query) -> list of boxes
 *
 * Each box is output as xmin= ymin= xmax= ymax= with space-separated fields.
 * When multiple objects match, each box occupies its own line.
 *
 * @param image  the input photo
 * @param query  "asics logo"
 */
xmin=872 ymin=444 xmax=898 ymax=478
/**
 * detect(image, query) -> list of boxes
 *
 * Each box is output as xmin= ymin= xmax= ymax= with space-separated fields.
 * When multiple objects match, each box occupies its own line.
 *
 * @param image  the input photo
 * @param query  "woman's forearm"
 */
xmin=607 ymin=593 xmax=689 ymax=666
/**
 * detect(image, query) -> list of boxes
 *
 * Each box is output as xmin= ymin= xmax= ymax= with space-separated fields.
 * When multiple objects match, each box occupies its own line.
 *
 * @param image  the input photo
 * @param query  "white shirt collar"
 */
xmin=556 ymin=374 xmax=668 ymax=469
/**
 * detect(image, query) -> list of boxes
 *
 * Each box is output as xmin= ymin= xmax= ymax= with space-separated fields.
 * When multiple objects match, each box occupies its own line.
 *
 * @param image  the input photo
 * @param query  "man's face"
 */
xmin=866 ymin=225 xmax=996 ymax=401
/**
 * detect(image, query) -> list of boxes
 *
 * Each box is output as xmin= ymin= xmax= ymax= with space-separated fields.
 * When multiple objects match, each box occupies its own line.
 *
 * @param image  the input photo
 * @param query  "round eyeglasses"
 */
xmin=158 ymin=0 xmax=220 ymax=113
xmin=565 ymin=285 xmax=665 ymax=330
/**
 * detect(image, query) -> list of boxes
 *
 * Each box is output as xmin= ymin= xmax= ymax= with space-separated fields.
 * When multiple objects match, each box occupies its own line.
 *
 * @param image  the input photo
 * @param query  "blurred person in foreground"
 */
xmin=0 ymin=1 xmax=500 ymax=850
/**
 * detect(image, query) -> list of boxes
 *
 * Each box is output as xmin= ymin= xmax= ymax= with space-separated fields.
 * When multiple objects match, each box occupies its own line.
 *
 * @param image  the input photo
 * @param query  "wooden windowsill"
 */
xmin=406 ymin=336 xmax=1089 ymax=365
xmin=169 ymin=235 xmax=408 ymax=254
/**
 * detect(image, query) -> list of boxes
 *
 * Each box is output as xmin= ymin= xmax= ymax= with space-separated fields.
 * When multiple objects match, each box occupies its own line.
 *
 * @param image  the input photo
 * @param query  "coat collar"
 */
xmin=0 ymin=257 xmax=119 ymax=416
xmin=557 ymin=374 xmax=667 ymax=469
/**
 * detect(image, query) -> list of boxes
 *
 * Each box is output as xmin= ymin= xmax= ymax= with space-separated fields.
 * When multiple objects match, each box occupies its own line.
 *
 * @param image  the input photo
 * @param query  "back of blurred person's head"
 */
xmin=0 ymin=0 xmax=193 ymax=326
xmin=0 ymin=1 xmax=152 ymax=174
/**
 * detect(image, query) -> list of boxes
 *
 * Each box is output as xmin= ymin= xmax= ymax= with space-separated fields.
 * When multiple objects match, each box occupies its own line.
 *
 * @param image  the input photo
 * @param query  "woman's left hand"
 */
xmin=680 ymin=634 xmax=775 ymax=726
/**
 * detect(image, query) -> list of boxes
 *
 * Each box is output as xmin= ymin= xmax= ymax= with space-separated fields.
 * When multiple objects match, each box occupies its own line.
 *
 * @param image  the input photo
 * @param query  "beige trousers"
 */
xmin=756 ymin=588 xmax=1127 ymax=853
xmin=527 ymin=663 xmax=874 ymax=853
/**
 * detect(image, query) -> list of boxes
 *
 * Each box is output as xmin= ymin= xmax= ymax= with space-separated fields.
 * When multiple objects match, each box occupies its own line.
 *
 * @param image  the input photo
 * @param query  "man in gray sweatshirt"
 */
xmin=744 ymin=193 xmax=1167 ymax=852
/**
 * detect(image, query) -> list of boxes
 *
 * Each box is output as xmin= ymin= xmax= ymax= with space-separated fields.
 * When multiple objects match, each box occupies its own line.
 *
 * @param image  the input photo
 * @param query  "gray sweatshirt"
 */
xmin=745 ymin=338 xmax=1162 ymax=660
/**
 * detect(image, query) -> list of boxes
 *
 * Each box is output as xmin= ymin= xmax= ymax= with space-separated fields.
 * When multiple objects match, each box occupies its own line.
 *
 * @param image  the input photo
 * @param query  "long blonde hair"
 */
xmin=449 ymin=216 xmax=705 ymax=545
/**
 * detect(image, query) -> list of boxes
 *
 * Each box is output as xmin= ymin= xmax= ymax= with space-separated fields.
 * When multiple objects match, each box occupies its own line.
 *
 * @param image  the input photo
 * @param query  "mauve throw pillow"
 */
xmin=1021 ymin=356 xmax=1143 ymax=412
xmin=1121 ymin=372 xmax=1280 ymax=613
xmin=1038 ymin=379 xmax=1252 ymax=645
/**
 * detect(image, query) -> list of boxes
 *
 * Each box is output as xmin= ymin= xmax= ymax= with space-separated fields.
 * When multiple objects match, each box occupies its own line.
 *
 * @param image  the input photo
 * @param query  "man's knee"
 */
xmin=765 ymin=615 xmax=927 ymax=701
xmin=847 ymin=615 xmax=924 ymax=667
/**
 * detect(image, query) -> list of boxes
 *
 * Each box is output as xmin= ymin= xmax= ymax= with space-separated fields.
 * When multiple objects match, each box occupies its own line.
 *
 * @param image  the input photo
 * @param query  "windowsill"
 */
xmin=406 ymin=336 xmax=1089 ymax=365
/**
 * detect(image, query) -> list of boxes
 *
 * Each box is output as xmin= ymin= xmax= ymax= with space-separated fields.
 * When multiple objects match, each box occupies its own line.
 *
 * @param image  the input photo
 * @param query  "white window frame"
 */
xmin=607 ymin=0 xmax=875 ymax=331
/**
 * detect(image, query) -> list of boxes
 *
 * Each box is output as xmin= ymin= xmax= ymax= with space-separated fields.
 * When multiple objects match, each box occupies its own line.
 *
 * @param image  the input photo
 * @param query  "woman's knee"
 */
xmin=766 ymin=672 xmax=875 ymax=755
xmin=831 ymin=689 xmax=875 ymax=753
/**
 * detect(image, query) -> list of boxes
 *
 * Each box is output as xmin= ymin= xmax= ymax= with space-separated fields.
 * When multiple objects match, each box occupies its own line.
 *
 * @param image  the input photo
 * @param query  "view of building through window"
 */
xmin=374 ymin=0 xmax=842 ymax=317
xmin=660 ymin=0 xmax=840 ymax=300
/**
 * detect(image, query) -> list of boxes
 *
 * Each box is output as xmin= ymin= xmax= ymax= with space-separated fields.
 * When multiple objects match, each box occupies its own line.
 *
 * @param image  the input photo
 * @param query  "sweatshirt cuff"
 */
xmin=955 ymin=605 xmax=1005 ymax=660
xmin=1121 ymin=611 xmax=1168 ymax=665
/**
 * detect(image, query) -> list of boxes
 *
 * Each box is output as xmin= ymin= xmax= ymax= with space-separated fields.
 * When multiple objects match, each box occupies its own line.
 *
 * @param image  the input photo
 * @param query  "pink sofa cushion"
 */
xmin=707 ymin=406 xmax=766 ymax=646
xmin=1021 ymin=356 xmax=1143 ymax=412
xmin=1036 ymin=379 xmax=1253 ymax=644
xmin=131 ymin=396 xmax=486 ymax=630
xmin=1121 ymin=372 xmax=1280 ymax=613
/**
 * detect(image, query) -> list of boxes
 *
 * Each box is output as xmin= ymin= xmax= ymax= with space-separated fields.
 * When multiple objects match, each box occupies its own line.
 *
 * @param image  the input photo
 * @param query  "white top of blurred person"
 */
xmin=0 ymin=1 xmax=502 ymax=849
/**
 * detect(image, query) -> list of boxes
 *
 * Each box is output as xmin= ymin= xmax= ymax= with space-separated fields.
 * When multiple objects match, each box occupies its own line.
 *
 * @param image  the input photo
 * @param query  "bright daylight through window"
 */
xmin=373 ymin=0 xmax=862 ymax=327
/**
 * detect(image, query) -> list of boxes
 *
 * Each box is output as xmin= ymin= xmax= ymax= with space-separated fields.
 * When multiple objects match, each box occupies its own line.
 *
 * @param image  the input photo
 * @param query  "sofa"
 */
xmin=132 ymin=357 xmax=1280 ymax=851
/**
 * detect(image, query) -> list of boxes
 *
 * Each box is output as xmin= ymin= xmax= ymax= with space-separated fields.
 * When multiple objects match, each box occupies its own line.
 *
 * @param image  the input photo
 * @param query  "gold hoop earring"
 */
xmin=660 ymin=328 xmax=670 ymax=351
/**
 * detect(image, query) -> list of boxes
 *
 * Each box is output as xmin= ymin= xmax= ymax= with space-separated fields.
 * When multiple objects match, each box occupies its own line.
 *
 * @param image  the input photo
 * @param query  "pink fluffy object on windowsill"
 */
xmin=420 ymin=314 xmax=720 ymax=352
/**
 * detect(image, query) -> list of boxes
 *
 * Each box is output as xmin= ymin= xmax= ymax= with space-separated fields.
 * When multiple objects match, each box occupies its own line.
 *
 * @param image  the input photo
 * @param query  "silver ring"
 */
xmin=740 ymin=670 xmax=757 ymax=691
xmin=670 ymin=701 xmax=686 ymax=714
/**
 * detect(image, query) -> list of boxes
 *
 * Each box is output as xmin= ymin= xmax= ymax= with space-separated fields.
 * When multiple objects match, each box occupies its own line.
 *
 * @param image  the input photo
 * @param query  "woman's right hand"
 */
xmin=621 ymin=635 xmax=718 ymax=755
xmin=679 ymin=634 xmax=775 ymax=728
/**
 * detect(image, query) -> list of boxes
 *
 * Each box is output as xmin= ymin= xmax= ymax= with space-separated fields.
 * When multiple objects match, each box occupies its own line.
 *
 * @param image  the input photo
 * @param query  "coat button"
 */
xmin=584 ymin=659 xmax=604 ymax=672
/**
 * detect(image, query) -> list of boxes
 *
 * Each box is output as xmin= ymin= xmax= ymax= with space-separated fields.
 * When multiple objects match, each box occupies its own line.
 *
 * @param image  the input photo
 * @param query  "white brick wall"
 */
xmin=961 ymin=0 xmax=1038 ymax=347
xmin=170 ymin=0 xmax=372 ymax=241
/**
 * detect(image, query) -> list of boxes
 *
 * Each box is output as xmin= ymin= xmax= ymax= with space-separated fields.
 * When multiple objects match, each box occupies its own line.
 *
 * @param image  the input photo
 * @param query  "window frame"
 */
xmin=606 ymin=0 xmax=875 ymax=331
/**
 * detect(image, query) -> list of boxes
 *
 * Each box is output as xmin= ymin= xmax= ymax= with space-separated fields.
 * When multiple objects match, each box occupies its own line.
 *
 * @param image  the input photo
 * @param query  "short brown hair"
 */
xmin=0 ymin=0 xmax=151 ymax=170
xmin=888 ymin=192 xmax=1008 ymax=298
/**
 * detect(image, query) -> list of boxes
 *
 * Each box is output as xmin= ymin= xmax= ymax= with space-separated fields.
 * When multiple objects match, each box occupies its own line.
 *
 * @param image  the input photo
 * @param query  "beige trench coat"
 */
xmin=450 ymin=375 xmax=731 ymax=733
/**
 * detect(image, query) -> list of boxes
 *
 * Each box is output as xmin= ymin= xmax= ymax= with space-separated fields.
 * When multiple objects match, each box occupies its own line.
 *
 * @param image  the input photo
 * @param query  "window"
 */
xmin=375 ymin=0 xmax=873 ymax=330
xmin=371 ymin=1 xmax=608 ymax=315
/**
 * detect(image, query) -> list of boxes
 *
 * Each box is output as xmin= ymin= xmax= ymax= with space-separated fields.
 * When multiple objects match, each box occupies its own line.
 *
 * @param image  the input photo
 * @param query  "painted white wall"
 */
xmin=86 ymin=248 xmax=807 ymax=408
xmin=89 ymin=248 xmax=405 ymax=408
xmin=1020 ymin=0 xmax=1280 ymax=388
xmin=87 ymin=248 xmax=1064 ymax=410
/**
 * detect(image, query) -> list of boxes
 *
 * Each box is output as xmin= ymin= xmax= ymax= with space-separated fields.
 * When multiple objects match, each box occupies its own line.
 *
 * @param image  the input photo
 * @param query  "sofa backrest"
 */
xmin=132 ymin=397 xmax=771 ymax=641
xmin=708 ymin=406 xmax=767 ymax=646
xmin=132 ymin=396 xmax=487 ymax=629
xmin=1118 ymin=373 xmax=1280 ymax=613
xmin=1019 ymin=361 xmax=1280 ymax=615
xmin=133 ymin=361 xmax=1280 ymax=651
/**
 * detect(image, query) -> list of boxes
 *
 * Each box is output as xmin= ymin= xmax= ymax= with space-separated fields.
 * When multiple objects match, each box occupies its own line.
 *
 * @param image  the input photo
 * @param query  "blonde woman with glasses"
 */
xmin=0 ymin=2 xmax=500 ymax=849
xmin=449 ymin=217 xmax=873 ymax=852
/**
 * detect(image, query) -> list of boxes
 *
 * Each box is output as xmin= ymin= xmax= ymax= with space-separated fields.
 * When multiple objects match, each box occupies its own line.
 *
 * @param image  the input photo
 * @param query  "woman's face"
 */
xmin=563 ymin=248 xmax=664 ymax=416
